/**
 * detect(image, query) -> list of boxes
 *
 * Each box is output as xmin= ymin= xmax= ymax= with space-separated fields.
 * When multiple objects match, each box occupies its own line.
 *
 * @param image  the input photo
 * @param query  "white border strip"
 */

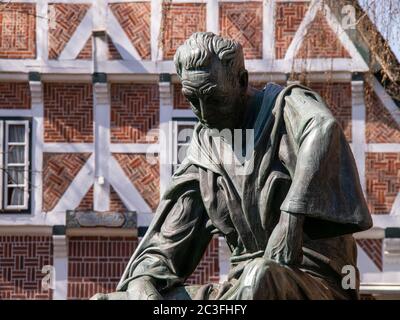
xmin=263 ymin=0 xmax=275 ymax=60
xmin=93 ymin=83 xmax=110 ymax=211
xmin=151 ymin=0 xmax=162 ymax=61
xmin=43 ymin=143 xmax=94 ymax=153
xmin=110 ymin=143 xmax=159 ymax=154
xmin=207 ymin=0 xmax=219 ymax=34
xmin=351 ymin=80 xmax=366 ymax=194
xmin=30 ymin=81 xmax=44 ymax=216
xmin=366 ymin=143 xmax=400 ymax=153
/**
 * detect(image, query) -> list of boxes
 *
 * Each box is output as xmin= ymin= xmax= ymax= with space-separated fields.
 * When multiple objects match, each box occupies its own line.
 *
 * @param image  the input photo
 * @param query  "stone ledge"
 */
xmin=66 ymin=210 xmax=137 ymax=237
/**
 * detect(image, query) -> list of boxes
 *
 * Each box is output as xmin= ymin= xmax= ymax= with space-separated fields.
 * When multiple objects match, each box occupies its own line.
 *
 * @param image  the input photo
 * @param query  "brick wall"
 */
xmin=76 ymin=186 xmax=94 ymax=211
xmin=297 ymin=10 xmax=350 ymax=58
xmin=110 ymin=83 xmax=159 ymax=143
xmin=0 ymin=82 xmax=31 ymax=109
xmin=309 ymin=82 xmax=352 ymax=141
xmin=219 ymin=2 xmax=263 ymax=59
xmin=366 ymin=153 xmax=400 ymax=215
xmin=68 ymin=236 xmax=138 ymax=299
xmin=173 ymin=83 xmax=190 ymax=109
xmin=43 ymin=83 xmax=93 ymax=143
xmin=162 ymin=3 xmax=206 ymax=60
xmin=110 ymin=2 xmax=151 ymax=60
xmin=186 ymin=237 xmax=220 ymax=285
xmin=76 ymin=35 xmax=122 ymax=60
xmin=275 ymin=1 xmax=309 ymax=59
xmin=365 ymin=84 xmax=400 ymax=143
xmin=48 ymin=3 xmax=90 ymax=59
xmin=113 ymin=154 xmax=160 ymax=211
xmin=0 ymin=236 xmax=53 ymax=299
xmin=43 ymin=153 xmax=91 ymax=212
xmin=0 ymin=3 xmax=36 ymax=59
xmin=76 ymin=186 xmax=127 ymax=212
xmin=110 ymin=186 xmax=127 ymax=212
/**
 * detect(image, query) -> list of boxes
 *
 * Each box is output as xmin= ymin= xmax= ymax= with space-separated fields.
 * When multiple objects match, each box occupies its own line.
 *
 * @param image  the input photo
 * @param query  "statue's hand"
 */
xmin=90 ymin=276 xmax=163 ymax=300
xmin=264 ymin=211 xmax=304 ymax=265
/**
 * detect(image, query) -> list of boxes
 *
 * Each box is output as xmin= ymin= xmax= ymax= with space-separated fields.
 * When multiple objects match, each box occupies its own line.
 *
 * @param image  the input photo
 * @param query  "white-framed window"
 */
xmin=0 ymin=120 xmax=30 ymax=212
xmin=172 ymin=119 xmax=197 ymax=174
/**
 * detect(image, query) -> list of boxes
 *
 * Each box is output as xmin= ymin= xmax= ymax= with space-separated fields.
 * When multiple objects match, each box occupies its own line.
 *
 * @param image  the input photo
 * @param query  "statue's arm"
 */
xmin=119 ymin=187 xmax=213 ymax=296
xmin=264 ymin=211 xmax=304 ymax=265
xmin=265 ymin=86 xmax=332 ymax=265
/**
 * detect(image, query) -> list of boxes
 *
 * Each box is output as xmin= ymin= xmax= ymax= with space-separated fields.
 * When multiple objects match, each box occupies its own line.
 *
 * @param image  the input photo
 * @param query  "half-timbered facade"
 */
xmin=0 ymin=0 xmax=399 ymax=299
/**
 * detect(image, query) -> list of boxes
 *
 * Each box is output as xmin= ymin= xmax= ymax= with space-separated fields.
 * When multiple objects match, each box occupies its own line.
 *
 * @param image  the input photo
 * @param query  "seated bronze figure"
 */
xmin=92 ymin=32 xmax=372 ymax=300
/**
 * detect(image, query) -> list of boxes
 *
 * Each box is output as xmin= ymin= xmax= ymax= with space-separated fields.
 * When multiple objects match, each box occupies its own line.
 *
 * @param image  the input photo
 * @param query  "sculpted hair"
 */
xmin=174 ymin=32 xmax=245 ymax=82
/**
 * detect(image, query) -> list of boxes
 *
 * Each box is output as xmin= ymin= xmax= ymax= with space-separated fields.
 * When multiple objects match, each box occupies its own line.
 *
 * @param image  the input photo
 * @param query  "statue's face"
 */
xmin=180 ymin=61 xmax=246 ymax=130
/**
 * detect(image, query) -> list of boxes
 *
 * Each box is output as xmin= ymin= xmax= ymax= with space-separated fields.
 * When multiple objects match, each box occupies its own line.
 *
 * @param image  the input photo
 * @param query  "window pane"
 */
xmin=8 ymin=125 xmax=25 ymax=143
xmin=7 ymin=145 xmax=25 ymax=164
xmin=7 ymin=187 xmax=24 ymax=206
xmin=7 ymin=167 xmax=25 ymax=185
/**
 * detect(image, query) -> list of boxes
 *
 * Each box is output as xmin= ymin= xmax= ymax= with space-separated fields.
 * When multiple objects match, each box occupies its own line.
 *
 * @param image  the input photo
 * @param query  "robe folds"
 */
xmin=116 ymin=83 xmax=372 ymax=300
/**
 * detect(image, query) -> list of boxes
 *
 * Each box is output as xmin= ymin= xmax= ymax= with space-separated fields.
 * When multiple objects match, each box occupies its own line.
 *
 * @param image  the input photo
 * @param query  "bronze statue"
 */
xmin=92 ymin=32 xmax=372 ymax=300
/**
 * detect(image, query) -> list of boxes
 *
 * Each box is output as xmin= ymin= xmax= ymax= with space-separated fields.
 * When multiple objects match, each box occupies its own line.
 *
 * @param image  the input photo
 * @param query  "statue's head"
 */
xmin=174 ymin=32 xmax=248 ymax=130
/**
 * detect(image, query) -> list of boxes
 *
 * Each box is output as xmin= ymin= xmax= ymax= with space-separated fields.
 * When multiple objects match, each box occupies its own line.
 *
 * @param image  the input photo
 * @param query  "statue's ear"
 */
xmin=239 ymin=69 xmax=248 ymax=90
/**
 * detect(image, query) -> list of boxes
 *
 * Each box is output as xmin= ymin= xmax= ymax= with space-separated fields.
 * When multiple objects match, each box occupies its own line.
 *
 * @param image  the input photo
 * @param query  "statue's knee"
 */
xmin=238 ymin=259 xmax=285 ymax=299
xmin=248 ymin=258 xmax=284 ymax=281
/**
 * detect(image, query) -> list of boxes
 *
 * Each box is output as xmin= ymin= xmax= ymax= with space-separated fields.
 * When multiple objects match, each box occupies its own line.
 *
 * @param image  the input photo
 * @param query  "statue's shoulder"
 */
xmin=282 ymin=84 xmax=336 ymax=124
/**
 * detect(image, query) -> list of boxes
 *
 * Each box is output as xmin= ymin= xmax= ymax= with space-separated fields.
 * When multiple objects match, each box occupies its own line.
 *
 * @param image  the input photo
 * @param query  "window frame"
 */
xmin=0 ymin=117 xmax=32 ymax=213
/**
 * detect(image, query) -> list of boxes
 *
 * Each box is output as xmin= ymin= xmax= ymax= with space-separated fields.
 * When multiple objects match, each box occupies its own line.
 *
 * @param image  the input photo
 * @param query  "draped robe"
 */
xmin=116 ymin=83 xmax=372 ymax=300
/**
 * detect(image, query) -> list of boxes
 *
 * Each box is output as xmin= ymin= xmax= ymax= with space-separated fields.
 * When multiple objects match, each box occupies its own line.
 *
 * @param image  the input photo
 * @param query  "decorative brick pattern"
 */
xmin=357 ymin=239 xmax=383 ymax=271
xmin=0 ymin=82 xmax=31 ymax=109
xmin=76 ymin=37 xmax=92 ymax=60
xmin=77 ymin=35 xmax=122 ymax=60
xmin=76 ymin=185 xmax=93 ymax=211
xmin=173 ymin=83 xmax=190 ymax=109
xmin=110 ymin=2 xmax=151 ymax=60
xmin=110 ymin=83 xmax=159 ymax=143
xmin=0 ymin=236 xmax=52 ymax=299
xmin=67 ymin=236 xmax=218 ymax=299
xmin=108 ymin=36 xmax=122 ymax=60
xmin=48 ymin=4 xmax=90 ymax=59
xmin=309 ymin=82 xmax=352 ymax=141
xmin=219 ymin=2 xmax=263 ymax=59
xmin=76 ymin=186 xmax=127 ymax=212
xmin=43 ymin=153 xmax=91 ymax=212
xmin=113 ymin=154 xmax=159 ymax=211
xmin=275 ymin=2 xmax=309 ymax=59
xmin=110 ymin=186 xmax=127 ymax=212
xmin=44 ymin=83 xmax=93 ymax=143
xmin=297 ymin=10 xmax=350 ymax=58
xmin=186 ymin=237 xmax=219 ymax=285
xmin=162 ymin=3 xmax=206 ymax=60
xmin=366 ymin=153 xmax=400 ymax=214
xmin=0 ymin=3 xmax=36 ymax=59
xmin=365 ymin=85 xmax=400 ymax=143
xmin=68 ymin=236 xmax=138 ymax=299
